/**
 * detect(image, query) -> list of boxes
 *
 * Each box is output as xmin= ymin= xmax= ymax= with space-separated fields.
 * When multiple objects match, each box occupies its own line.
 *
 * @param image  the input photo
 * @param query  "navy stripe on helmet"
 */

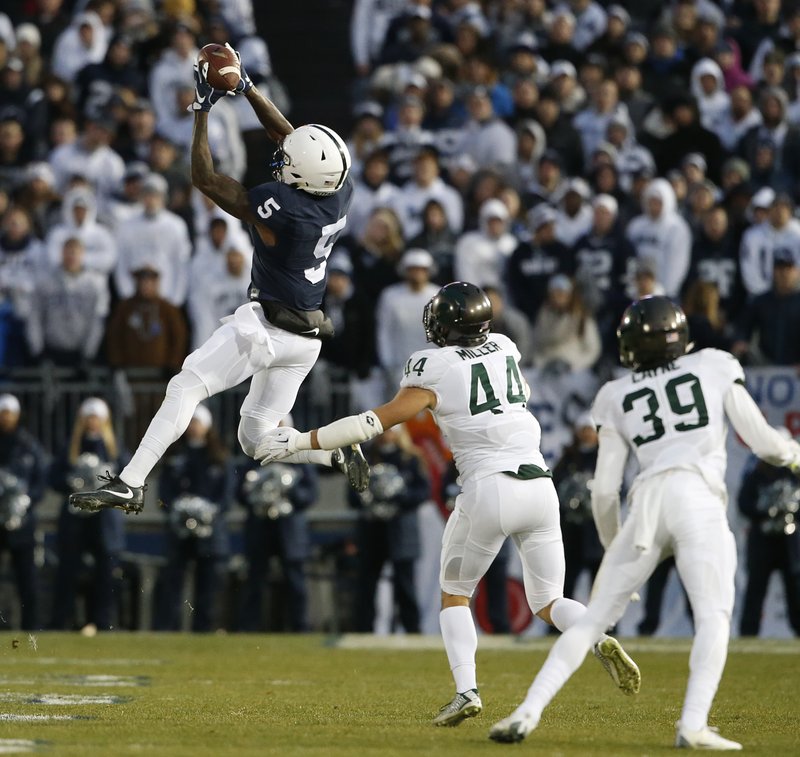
xmin=309 ymin=123 xmax=349 ymax=190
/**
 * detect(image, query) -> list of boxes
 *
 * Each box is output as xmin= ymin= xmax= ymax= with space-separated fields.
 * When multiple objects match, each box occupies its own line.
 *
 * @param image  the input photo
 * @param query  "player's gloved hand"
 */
xmin=188 ymin=62 xmax=229 ymax=112
xmin=225 ymin=43 xmax=253 ymax=94
xmin=257 ymin=427 xmax=301 ymax=464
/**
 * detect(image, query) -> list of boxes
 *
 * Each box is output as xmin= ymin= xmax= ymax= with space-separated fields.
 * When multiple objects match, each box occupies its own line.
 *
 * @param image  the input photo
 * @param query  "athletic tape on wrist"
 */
xmin=317 ymin=411 xmax=384 ymax=450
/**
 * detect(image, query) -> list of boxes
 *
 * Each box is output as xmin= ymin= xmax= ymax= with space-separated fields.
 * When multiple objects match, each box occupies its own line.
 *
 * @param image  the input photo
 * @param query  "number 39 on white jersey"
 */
xmin=591 ymin=348 xmax=744 ymax=492
xmin=399 ymin=333 xmax=548 ymax=483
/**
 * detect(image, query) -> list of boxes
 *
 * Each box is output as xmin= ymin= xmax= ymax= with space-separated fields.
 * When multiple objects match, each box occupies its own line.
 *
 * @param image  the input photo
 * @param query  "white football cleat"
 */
xmin=675 ymin=723 xmax=742 ymax=750
xmin=593 ymin=635 xmax=641 ymax=695
xmin=488 ymin=709 xmax=540 ymax=743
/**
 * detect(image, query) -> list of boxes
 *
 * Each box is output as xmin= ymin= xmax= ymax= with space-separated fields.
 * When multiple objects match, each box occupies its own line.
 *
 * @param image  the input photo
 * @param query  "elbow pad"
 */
xmin=316 ymin=411 xmax=384 ymax=450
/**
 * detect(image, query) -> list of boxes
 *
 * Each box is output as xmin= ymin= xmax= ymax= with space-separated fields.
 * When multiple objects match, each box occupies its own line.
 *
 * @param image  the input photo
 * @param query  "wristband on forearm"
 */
xmin=316 ymin=411 xmax=384 ymax=450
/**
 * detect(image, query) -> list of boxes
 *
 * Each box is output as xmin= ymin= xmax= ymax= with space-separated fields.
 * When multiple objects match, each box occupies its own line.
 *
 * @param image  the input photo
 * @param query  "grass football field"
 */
xmin=0 ymin=633 xmax=797 ymax=756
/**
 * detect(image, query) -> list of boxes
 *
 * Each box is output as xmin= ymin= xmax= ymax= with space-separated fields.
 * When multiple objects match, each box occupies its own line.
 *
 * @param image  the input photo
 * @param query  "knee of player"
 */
xmin=237 ymin=419 xmax=258 ymax=458
xmin=441 ymin=591 xmax=470 ymax=609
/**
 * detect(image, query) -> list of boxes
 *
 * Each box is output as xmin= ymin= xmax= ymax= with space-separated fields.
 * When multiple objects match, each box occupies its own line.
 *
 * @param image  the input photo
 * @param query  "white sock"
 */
xmin=439 ymin=606 xmax=478 ymax=693
xmin=520 ymin=620 xmax=597 ymax=718
xmin=549 ymin=597 xmax=586 ymax=633
xmin=282 ymin=449 xmax=334 ymax=466
xmin=680 ymin=613 xmax=730 ymax=732
xmin=121 ymin=371 xmax=208 ymax=488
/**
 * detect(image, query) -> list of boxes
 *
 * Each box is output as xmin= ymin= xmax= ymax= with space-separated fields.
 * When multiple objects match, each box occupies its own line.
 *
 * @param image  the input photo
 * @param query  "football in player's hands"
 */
xmin=197 ymin=43 xmax=241 ymax=91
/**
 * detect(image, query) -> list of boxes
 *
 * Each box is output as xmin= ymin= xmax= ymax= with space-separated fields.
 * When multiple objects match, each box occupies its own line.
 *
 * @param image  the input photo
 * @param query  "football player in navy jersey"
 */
xmin=70 ymin=47 xmax=368 ymax=515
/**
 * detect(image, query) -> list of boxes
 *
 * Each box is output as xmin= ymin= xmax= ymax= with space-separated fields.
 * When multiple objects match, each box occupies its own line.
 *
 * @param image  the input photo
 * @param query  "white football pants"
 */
xmin=439 ymin=473 xmax=565 ymax=613
xmin=121 ymin=302 xmax=321 ymax=486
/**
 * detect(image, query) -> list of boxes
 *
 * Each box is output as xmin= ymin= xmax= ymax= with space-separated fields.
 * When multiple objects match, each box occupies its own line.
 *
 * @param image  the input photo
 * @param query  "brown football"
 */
xmin=197 ymin=43 xmax=240 ymax=91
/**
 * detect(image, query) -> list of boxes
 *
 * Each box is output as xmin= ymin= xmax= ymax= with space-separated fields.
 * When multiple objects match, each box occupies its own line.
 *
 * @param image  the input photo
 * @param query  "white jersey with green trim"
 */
xmin=399 ymin=332 xmax=547 ymax=483
xmin=591 ymin=348 xmax=744 ymax=493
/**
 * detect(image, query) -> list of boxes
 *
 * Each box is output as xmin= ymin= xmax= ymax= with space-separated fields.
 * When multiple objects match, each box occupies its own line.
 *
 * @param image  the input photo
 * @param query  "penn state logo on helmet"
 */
xmin=271 ymin=124 xmax=351 ymax=196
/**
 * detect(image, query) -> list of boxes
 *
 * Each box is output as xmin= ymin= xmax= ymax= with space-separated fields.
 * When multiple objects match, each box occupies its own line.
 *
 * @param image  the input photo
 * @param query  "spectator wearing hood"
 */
xmin=507 ymin=203 xmax=574 ymax=324
xmin=739 ymin=87 xmax=800 ymax=193
xmin=626 ymin=177 xmax=692 ymax=298
xmin=554 ymin=177 xmax=594 ymax=246
xmin=453 ymin=198 xmax=517 ymax=296
xmin=45 ymin=186 xmax=116 ymax=275
xmin=712 ymin=84 xmax=763 ymax=152
xmin=51 ymin=11 xmax=107 ymax=83
xmin=740 ymin=192 xmax=800 ymax=297
xmin=408 ymin=198 xmax=458 ymax=285
xmin=14 ymin=23 xmax=44 ymax=89
xmin=603 ymin=115 xmax=656 ymax=193
xmin=691 ymin=58 xmax=730 ymax=131
xmin=511 ymin=120 xmax=546 ymax=194
xmin=713 ymin=38 xmax=754 ymax=92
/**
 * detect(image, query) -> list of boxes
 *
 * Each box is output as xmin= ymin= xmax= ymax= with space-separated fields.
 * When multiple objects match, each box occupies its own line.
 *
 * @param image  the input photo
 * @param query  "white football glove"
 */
xmin=257 ymin=427 xmax=300 ymax=465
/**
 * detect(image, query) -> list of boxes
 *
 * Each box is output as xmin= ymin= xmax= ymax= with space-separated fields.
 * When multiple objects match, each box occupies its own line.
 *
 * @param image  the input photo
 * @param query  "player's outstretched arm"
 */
xmin=244 ymin=86 xmax=293 ymax=142
xmin=190 ymin=111 xmax=256 ymax=223
xmin=724 ymin=382 xmax=800 ymax=469
xmin=590 ymin=425 xmax=628 ymax=549
xmin=257 ymin=387 xmax=435 ymax=463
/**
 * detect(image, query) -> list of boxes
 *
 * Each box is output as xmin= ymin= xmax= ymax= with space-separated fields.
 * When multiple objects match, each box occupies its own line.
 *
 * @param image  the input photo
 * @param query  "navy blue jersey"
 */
xmin=246 ymin=175 xmax=354 ymax=311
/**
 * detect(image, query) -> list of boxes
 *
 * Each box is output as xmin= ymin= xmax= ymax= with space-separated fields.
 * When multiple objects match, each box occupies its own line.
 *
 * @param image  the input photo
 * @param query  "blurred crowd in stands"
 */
xmin=0 ymin=0 xmax=798 ymax=636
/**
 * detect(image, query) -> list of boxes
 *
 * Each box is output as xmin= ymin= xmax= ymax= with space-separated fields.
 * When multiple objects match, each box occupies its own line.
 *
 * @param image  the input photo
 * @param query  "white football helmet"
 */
xmin=271 ymin=124 xmax=351 ymax=196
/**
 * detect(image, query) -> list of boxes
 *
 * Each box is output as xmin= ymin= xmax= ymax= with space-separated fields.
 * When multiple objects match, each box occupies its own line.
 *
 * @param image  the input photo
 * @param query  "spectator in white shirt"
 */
xmin=691 ymin=58 xmax=730 ymax=131
xmin=148 ymin=21 xmax=198 ymax=138
xmin=45 ymin=186 xmax=116 ymax=275
xmin=554 ymin=177 xmax=594 ymax=246
xmin=113 ymin=173 xmax=191 ymax=308
xmin=625 ymin=178 xmax=692 ymax=298
xmin=454 ymin=198 xmax=517 ymax=295
xmin=188 ymin=247 xmax=251 ymax=351
xmin=375 ymin=248 xmax=440 ymax=399
xmin=456 ymin=86 xmax=517 ymax=171
xmin=740 ymin=192 xmax=800 ymax=297
xmin=48 ymin=115 xmax=125 ymax=204
xmin=26 ymin=236 xmax=109 ymax=366
xmin=573 ymin=79 xmax=630 ymax=164
xmin=392 ymin=145 xmax=463 ymax=239
xmin=50 ymin=11 xmax=107 ymax=83
xmin=349 ymin=146 xmax=402 ymax=241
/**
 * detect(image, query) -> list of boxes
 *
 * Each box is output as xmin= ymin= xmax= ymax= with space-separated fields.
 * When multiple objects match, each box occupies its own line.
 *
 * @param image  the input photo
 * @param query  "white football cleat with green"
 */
xmin=432 ymin=688 xmax=482 ymax=727
xmin=593 ymin=635 xmax=641 ymax=695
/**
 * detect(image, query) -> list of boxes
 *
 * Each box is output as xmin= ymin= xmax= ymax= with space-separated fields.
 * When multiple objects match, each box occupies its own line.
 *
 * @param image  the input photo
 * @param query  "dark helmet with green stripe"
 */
xmin=617 ymin=296 xmax=690 ymax=370
xmin=423 ymin=282 xmax=493 ymax=347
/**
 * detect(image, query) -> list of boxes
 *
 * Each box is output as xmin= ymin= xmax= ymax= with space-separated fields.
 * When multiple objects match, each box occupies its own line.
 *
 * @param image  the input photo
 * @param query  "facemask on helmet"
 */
xmin=423 ymin=281 xmax=493 ymax=348
xmin=617 ymin=295 xmax=690 ymax=371
xmin=271 ymin=124 xmax=351 ymax=196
